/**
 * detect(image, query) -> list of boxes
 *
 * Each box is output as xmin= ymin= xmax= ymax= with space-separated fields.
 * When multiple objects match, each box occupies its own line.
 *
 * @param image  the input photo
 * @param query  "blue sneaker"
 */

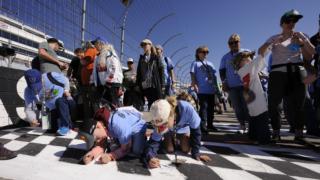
xmin=57 ymin=127 xmax=70 ymax=136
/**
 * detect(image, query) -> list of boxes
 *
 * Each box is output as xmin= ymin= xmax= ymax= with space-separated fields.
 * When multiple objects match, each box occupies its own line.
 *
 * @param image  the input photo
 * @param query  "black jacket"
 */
xmin=136 ymin=54 xmax=164 ymax=92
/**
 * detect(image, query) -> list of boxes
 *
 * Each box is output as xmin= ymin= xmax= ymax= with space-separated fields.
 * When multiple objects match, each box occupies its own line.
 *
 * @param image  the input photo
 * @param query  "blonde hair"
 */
xmin=166 ymin=96 xmax=178 ymax=122
xmin=232 ymin=51 xmax=255 ymax=70
xmin=101 ymin=43 xmax=118 ymax=57
xmin=228 ymin=33 xmax=241 ymax=43
xmin=150 ymin=46 xmax=158 ymax=57
xmin=176 ymin=91 xmax=198 ymax=111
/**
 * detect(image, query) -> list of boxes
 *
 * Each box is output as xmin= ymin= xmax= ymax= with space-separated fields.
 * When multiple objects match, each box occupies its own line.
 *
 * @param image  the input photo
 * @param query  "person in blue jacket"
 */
xmin=145 ymin=98 xmax=211 ymax=168
xmin=81 ymin=105 xmax=147 ymax=165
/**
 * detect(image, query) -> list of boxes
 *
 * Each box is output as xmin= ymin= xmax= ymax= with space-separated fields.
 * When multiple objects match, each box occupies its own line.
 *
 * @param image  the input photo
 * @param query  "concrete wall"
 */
xmin=0 ymin=66 xmax=27 ymax=127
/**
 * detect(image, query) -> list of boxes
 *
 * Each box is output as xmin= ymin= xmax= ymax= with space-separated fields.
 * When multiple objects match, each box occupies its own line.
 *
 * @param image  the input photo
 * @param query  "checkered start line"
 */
xmin=0 ymin=126 xmax=320 ymax=180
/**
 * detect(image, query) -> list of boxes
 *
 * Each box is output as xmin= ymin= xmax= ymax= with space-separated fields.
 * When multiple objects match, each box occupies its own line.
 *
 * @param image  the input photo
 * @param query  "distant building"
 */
xmin=0 ymin=15 xmax=74 ymax=70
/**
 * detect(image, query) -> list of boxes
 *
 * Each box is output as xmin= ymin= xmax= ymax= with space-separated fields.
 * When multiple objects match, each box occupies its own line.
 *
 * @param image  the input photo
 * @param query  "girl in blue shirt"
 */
xmin=145 ymin=98 xmax=211 ymax=168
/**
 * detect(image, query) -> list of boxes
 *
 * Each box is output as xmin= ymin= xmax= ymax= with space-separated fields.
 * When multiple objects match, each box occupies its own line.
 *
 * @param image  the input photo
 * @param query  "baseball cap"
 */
xmin=91 ymin=37 xmax=107 ymax=45
xmin=47 ymin=38 xmax=64 ymax=48
xmin=150 ymin=99 xmax=171 ymax=126
xmin=280 ymin=9 xmax=303 ymax=25
xmin=24 ymin=69 xmax=42 ymax=93
xmin=140 ymin=39 xmax=152 ymax=47
xmin=155 ymin=45 xmax=163 ymax=50
xmin=127 ymin=58 xmax=134 ymax=63
xmin=79 ymin=107 xmax=111 ymax=150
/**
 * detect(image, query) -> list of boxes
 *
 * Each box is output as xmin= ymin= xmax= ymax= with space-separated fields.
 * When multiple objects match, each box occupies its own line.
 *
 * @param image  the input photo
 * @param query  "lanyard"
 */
xmin=199 ymin=60 xmax=213 ymax=80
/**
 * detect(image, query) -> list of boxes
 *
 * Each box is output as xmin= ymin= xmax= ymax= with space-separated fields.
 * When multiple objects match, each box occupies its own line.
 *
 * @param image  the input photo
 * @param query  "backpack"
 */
xmin=31 ymin=56 xmax=41 ymax=71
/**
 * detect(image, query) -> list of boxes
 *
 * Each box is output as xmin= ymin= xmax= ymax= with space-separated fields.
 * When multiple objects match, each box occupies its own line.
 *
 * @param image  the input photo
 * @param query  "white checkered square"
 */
xmin=31 ymin=135 xmax=56 ymax=145
xmin=223 ymin=156 xmax=285 ymax=175
xmin=4 ymin=140 xmax=28 ymax=151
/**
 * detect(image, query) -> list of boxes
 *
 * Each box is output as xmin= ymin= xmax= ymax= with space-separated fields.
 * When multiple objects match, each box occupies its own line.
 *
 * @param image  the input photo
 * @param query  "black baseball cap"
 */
xmin=47 ymin=38 xmax=64 ymax=48
xmin=280 ymin=9 xmax=303 ymax=25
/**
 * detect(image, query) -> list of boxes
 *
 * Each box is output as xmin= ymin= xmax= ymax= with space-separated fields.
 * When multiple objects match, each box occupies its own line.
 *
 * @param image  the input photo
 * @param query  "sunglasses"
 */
xmin=228 ymin=41 xmax=239 ymax=45
xmin=140 ymin=43 xmax=150 ymax=47
xmin=200 ymin=51 xmax=209 ymax=55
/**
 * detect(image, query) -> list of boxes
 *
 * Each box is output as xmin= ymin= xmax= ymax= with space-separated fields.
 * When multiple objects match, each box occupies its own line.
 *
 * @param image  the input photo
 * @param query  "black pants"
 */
xmin=282 ymin=96 xmax=295 ymax=130
xmin=304 ymin=96 xmax=319 ymax=134
xmin=142 ymin=87 xmax=162 ymax=110
xmin=248 ymin=111 xmax=271 ymax=144
xmin=268 ymin=71 xmax=306 ymax=131
xmin=198 ymin=94 xmax=215 ymax=131
xmin=314 ymin=87 xmax=320 ymax=132
xmin=124 ymin=87 xmax=144 ymax=111
xmin=79 ymin=85 xmax=97 ymax=131
xmin=103 ymin=83 xmax=122 ymax=107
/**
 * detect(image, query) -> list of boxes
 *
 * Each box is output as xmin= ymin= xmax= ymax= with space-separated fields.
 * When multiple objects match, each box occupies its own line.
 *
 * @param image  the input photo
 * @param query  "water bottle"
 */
xmin=143 ymin=100 xmax=148 ymax=112
xmin=41 ymin=103 xmax=51 ymax=130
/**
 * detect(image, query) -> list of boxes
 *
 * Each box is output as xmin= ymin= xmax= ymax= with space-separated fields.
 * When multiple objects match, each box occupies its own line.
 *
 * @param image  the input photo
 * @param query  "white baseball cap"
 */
xmin=140 ymin=39 xmax=153 ymax=47
xmin=150 ymin=99 xmax=171 ymax=126
xmin=127 ymin=58 xmax=134 ymax=63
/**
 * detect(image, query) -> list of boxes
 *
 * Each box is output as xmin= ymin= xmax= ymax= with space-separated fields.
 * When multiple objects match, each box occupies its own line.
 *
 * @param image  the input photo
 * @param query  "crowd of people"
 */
xmin=1 ymin=9 xmax=320 ymax=170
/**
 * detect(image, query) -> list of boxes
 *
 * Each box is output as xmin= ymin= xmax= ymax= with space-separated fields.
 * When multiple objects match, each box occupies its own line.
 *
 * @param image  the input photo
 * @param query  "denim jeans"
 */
xmin=51 ymin=97 xmax=76 ymax=131
xmin=228 ymin=86 xmax=250 ymax=126
xmin=131 ymin=126 xmax=147 ymax=156
xmin=198 ymin=94 xmax=215 ymax=131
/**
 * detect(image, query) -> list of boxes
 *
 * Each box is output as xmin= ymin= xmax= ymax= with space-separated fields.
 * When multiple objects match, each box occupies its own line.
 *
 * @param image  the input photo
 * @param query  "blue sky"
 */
xmin=1 ymin=0 xmax=320 ymax=83
xmin=115 ymin=0 xmax=320 ymax=82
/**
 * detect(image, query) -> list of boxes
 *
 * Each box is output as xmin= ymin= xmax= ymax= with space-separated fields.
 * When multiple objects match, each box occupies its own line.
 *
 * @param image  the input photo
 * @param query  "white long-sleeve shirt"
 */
xmin=93 ymin=48 xmax=123 ymax=86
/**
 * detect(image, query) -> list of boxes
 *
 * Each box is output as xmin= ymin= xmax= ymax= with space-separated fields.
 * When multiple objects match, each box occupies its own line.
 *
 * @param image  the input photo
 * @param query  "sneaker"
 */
xmin=57 ymin=127 xmax=70 ymax=136
xmin=207 ymin=125 xmax=219 ymax=132
xmin=237 ymin=125 xmax=246 ymax=134
xmin=0 ymin=146 xmax=17 ymax=160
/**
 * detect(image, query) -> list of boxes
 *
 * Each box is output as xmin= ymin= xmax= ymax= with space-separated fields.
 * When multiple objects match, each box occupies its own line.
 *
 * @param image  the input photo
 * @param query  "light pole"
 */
xmin=146 ymin=13 xmax=175 ymax=38
xmin=81 ymin=0 xmax=87 ymax=46
xmin=120 ymin=0 xmax=134 ymax=63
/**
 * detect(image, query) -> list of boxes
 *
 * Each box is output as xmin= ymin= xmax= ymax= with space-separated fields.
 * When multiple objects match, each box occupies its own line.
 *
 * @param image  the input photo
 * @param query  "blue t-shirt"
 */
xmin=220 ymin=49 xmax=250 ymax=88
xmin=162 ymin=56 xmax=174 ymax=86
xmin=151 ymin=100 xmax=201 ymax=141
xmin=40 ymin=72 xmax=69 ymax=110
xmin=190 ymin=59 xmax=217 ymax=94
xmin=108 ymin=108 xmax=147 ymax=145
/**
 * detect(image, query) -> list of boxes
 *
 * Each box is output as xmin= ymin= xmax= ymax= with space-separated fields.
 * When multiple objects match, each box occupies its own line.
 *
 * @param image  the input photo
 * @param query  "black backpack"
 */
xmin=31 ymin=56 xmax=40 ymax=71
